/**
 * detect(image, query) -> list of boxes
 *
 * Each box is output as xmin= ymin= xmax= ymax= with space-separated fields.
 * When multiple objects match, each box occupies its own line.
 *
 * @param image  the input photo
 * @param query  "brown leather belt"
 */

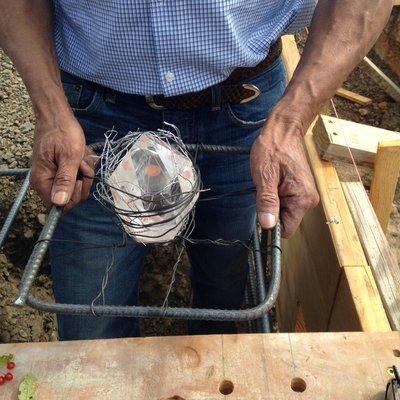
xmin=146 ymin=38 xmax=282 ymax=110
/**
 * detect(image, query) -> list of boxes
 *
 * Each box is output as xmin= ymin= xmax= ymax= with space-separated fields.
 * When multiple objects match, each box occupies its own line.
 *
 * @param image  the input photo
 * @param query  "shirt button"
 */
xmin=165 ymin=71 xmax=174 ymax=83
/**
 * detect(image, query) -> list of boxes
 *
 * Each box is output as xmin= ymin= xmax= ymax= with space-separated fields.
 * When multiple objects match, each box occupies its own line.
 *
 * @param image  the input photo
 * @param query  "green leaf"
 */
xmin=18 ymin=374 xmax=38 ymax=400
xmin=0 ymin=353 xmax=13 ymax=368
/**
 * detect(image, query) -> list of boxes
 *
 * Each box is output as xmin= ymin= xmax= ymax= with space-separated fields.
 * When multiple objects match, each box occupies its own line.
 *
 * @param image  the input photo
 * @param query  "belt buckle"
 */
xmin=145 ymin=95 xmax=166 ymax=110
xmin=240 ymin=84 xmax=261 ymax=104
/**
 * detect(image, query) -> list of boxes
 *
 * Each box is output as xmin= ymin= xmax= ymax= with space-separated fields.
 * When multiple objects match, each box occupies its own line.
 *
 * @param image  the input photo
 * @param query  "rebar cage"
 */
xmin=0 ymin=144 xmax=281 ymax=334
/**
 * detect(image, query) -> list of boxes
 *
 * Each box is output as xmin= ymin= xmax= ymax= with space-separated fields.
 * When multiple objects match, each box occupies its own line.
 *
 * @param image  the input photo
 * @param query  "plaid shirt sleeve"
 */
xmin=53 ymin=0 xmax=316 ymax=96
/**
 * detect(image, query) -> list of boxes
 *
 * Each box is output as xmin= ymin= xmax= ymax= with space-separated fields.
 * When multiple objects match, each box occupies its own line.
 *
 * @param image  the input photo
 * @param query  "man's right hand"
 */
xmin=30 ymin=107 xmax=95 ymax=212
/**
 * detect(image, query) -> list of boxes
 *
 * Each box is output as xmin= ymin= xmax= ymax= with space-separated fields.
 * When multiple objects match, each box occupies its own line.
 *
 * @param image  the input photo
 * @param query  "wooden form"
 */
xmin=363 ymin=56 xmax=400 ymax=102
xmin=342 ymin=181 xmax=400 ymax=330
xmin=1 ymin=332 xmax=399 ymax=399
xmin=335 ymin=87 xmax=372 ymax=105
xmin=370 ymin=140 xmax=400 ymax=231
xmin=313 ymin=114 xmax=400 ymax=165
xmin=279 ymin=35 xmax=391 ymax=333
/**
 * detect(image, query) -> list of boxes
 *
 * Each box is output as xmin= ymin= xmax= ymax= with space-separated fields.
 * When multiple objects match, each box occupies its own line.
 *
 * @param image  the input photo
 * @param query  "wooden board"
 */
xmin=328 ymin=264 xmax=394 ymax=331
xmin=279 ymin=203 xmax=342 ymax=332
xmin=335 ymin=87 xmax=372 ymax=105
xmin=313 ymin=114 xmax=400 ymax=165
xmin=279 ymin=35 xmax=391 ymax=333
xmin=281 ymin=35 xmax=300 ymax=81
xmin=362 ymin=56 xmax=400 ymax=102
xmin=342 ymin=181 xmax=400 ymax=330
xmin=370 ymin=140 xmax=400 ymax=232
xmin=0 ymin=332 xmax=399 ymax=399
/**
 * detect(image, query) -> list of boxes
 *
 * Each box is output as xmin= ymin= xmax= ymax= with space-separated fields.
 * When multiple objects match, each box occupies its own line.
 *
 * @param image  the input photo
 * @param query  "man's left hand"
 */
xmin=250 ymin=113 xmax=319 ymax=238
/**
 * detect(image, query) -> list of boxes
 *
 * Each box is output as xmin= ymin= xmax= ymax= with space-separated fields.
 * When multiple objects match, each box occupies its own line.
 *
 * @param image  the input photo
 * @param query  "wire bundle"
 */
xmin=94 ymin=127 xmax=201 ymax=244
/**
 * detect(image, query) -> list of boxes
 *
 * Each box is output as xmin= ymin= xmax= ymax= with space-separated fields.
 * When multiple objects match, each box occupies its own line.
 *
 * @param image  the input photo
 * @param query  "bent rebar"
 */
xmin=24 ymin=223 xmax=281 ymax=322
xmin=0 ymin=170 xmax=31 ymax=247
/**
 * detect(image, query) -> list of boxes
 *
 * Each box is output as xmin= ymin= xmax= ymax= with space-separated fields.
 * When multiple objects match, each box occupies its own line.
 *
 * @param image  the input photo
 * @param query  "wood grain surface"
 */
xmin=0 ymin=332 xmax=399 ymax=399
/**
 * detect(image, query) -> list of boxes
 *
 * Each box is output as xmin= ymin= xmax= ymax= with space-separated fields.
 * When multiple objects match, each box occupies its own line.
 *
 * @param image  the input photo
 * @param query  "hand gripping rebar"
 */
xmin=2 ymin=143 xmax=281 ymax=333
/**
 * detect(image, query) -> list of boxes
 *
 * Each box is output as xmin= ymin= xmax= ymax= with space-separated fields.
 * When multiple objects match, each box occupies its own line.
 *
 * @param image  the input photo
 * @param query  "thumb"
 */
xmin=256 ymin=182 xmax=280 ymax=229
xmin=51 ymin=157 xmax=80 ymax=206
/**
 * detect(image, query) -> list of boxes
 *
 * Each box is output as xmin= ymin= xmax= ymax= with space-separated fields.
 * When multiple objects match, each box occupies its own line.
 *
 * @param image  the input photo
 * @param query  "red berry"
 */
xmin=6 ymin=361 xmax=15 ymax=370
xmin=0 ymin=376 xmax=4 ymax=385
xmin=5 ymin=373 xmax=13 ymax=381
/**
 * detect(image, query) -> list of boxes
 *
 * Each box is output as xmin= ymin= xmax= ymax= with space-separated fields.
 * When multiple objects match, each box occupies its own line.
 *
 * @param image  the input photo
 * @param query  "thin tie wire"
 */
xmin=330 ymin=99 xmax=364 ymax=184
xmin=162 ymin=243 xmax=185 ymax=314
xmin=90 ymin=243 xmax=117 ymax=316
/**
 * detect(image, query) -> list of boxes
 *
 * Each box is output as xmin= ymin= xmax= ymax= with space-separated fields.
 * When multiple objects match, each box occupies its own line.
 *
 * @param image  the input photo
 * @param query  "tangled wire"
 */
xmin=94 ymin=126 xmax=201 ymax=244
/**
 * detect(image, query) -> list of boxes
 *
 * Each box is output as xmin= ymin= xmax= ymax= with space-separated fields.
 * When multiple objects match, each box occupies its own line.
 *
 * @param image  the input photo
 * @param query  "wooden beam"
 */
xmin=279 ymin=35 xmax=391 ymax=333
xmin=335 ymin=87 xmax=372 ymax=105
xmin=313 ymin=114 xmax=400 ymax=165
xmin=362 ymin=56 xmax=400 ymax=102
xmin=303 ymin=130 xmax=368 ymax=267
xmin=342 ymin=181 xmax=400 ymax=330
xmin=370 ymin=139 xmax=400 ymax=231
xmin=281 ymin=34 xmax=300 ymax=82
xmin=1 ymin=332 xmax=400 ymax=399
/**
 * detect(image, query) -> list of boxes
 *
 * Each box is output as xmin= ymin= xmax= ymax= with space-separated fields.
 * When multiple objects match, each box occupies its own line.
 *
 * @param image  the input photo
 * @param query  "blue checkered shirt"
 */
xmin=53 ymin=1 xmax=315 ymax=96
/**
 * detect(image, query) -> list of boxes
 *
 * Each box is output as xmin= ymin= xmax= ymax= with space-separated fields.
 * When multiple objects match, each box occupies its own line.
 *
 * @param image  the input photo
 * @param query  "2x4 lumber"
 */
xmin=342 ymin=181 xmax=400 ymax=330
xmin=304 ymin=125 xmax=368 ymax=267
xmin=280 ymin=35 xmax=390 ymax=332
xmin=1 ymin=332 xmax=400 ymax=399
xmin=362 ymin=56 xmax=400 ymax=102
xmin=370 ymin=140 xmax=400 ymax=232
xmin=335 ymin=87 xmax=372 ymax=105
xmin=281 ymin=36 xmax=368 ymax=267
xmin=281 ymin=34 xmax=300 ymax=82
xmin=313 ymin=114 xmax=400 ymax=165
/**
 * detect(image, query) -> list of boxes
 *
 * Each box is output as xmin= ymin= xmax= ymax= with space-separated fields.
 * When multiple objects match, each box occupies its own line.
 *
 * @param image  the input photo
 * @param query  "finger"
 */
xmin=280 ymin=202 xmax=305 ymax=238
xmin=29 ymin=168 xmax=54 ymax=209
xmin=253 ymin=161 xmax=280 ymax=229
xmin=51 ymin=157 xmax=81 ymax=206
xmin=256 ymin=185 xmax=280 ymax=229
xmin=280 ymin=191 xmax=319 ymax=238
xmin=83 ymin=146 xmax=100 ymax=170
xmin=63 ymin=179 xmax=83 ymax=214
xmin=80 ymin=159 xmax=95 ymax=201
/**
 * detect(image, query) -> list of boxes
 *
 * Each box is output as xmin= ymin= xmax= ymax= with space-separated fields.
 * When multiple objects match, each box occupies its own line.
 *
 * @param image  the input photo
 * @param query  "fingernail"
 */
xmin=52 ymin=191 xmax=69 ymax=205
xmin=258 ymin=212 xmax=276 ymax=228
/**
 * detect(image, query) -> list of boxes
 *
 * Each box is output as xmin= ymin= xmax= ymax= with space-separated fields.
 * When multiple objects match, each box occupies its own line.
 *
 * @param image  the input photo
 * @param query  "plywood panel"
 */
xmin=329 ymin=265 xmax=392 ymax=331
xmin=279 ymin=203 xmax=341 ymax=332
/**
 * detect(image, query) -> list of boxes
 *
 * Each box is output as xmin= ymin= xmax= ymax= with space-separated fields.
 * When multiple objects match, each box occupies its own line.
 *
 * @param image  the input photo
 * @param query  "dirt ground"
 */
xmin=0 ymin=30 xmax=399 ymax=342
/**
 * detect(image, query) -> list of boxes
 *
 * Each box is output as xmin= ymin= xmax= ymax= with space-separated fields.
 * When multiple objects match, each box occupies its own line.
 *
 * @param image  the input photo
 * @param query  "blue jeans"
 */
xmin=50 ymin=58 xmax=286 ymax=340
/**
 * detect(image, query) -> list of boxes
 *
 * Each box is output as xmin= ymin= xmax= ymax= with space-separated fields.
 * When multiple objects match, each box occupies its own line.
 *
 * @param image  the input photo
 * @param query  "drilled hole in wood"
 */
xmin=393 ymin=349 xmax=400 ymax=357
xmin=291 ymin=377 xmax=307 ymax=393
xmin=219 ymin=380 xmax=234 ymax=395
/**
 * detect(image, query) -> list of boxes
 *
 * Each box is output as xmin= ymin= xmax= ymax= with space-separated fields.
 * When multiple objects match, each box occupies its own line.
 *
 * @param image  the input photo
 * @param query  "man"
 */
xmin=0 ymin=1 xmax=392 ymax=340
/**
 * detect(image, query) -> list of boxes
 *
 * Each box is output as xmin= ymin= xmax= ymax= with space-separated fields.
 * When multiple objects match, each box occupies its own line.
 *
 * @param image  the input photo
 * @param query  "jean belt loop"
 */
xmin=211 ymin=85 xmax=222 ymax=111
